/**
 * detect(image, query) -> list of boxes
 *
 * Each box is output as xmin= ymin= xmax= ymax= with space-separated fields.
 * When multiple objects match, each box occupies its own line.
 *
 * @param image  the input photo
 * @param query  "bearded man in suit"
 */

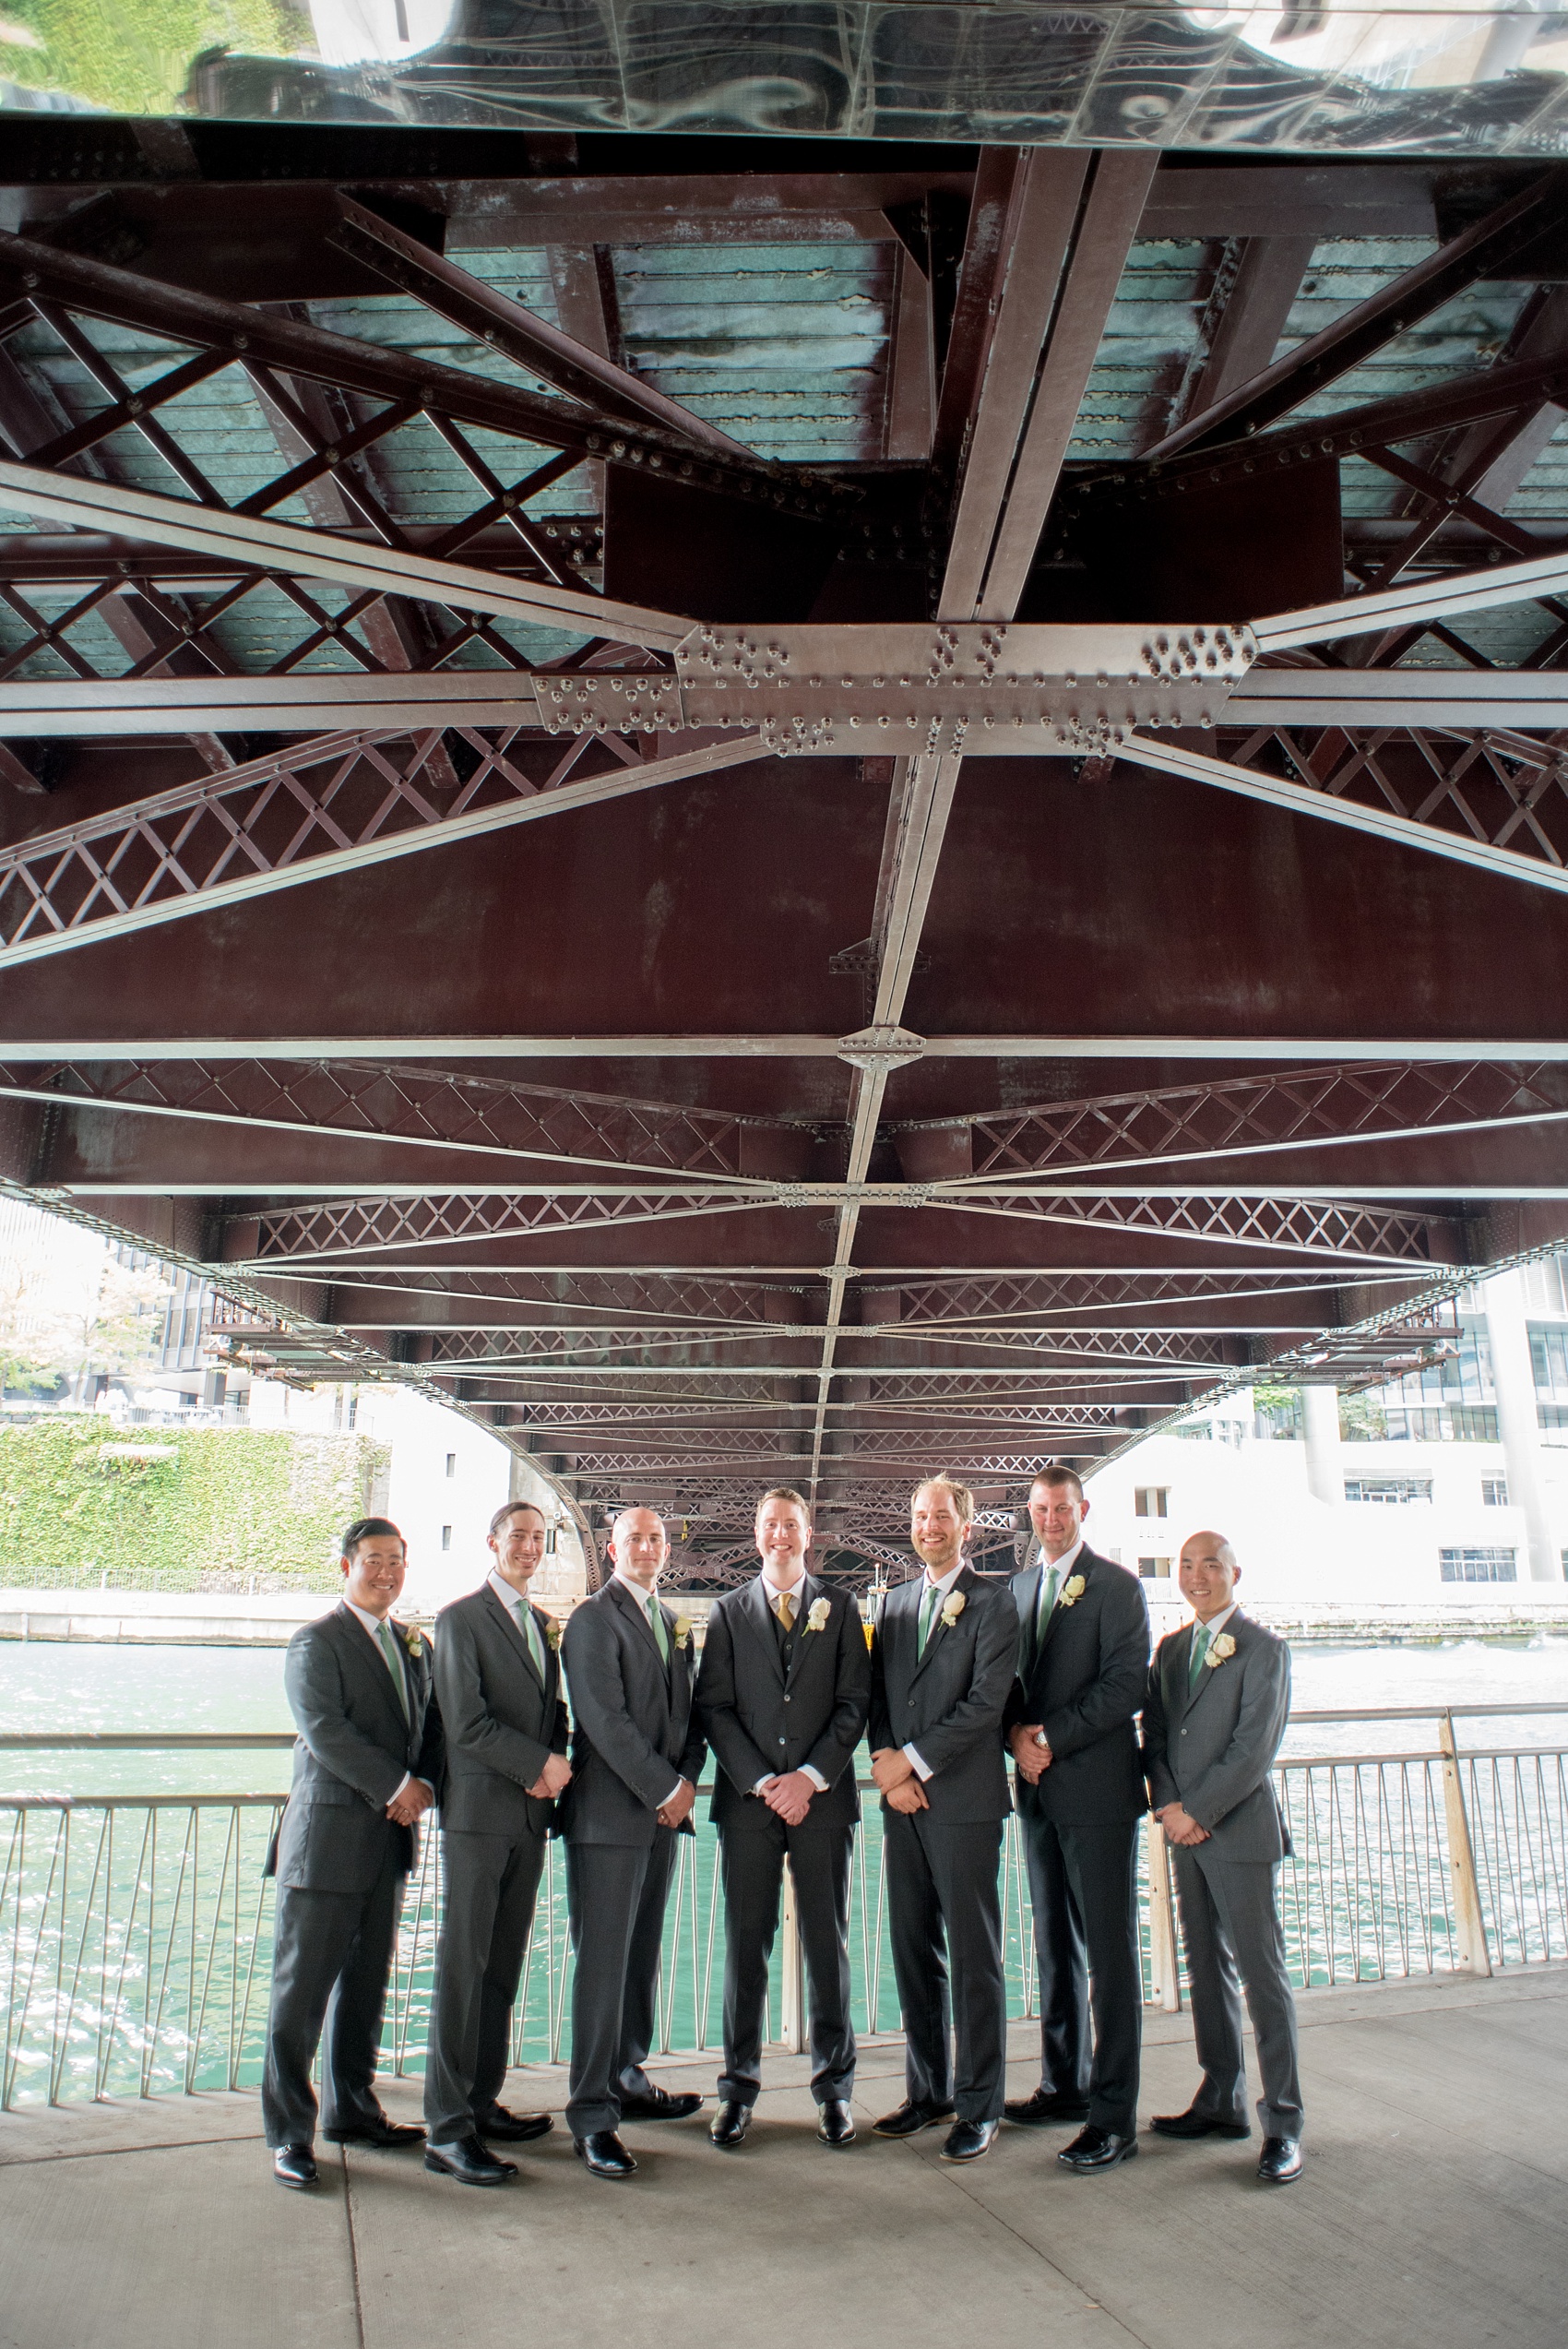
xmin=559 ymin=1506 xmax=707 ymax=2179
xmin=868 ymin=1475 xmax=1019 ymax=2164
xmin=262 ymin=1517 xmax=444 ymax=2189
xmin=422 ymin=1498 xmax=570 ymax=2187
xmin=1004 ymin=1466 xmax=1150 ymax=2174
xmin=696 ymin=1485 xmax=870 ymax=2150
xmin=1143 ymin=1529 xmax=1303 ymax=2185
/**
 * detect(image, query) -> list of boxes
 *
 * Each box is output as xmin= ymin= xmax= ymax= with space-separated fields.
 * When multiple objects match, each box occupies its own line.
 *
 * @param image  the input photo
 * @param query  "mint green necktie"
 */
xmin=512 ymin=1596 xmax=545 ymax=1677
xmin=917 ymin=1580 xmax=941 ymax=1656
xmin=1189 ymin=1622 xmax=1212 ymax=1688
xmin=375 ymin=1618 xmax=410 ymax=1721
xmin=646 ymin=1592 xmax=671 ymax=1663
xmin=1036 ymin=1566 xmax=1061 ymax=1655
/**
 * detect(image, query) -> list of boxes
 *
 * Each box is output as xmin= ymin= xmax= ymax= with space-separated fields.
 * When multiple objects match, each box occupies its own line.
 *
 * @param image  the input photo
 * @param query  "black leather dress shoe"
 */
xmin=477 ymin=2105 xmax=553 ymax=2143
xmin=273 ymin=2143 xmax=318 ymax=2189
xmin=617 ymin=2086 xmax=704 ymax=2122
xmin=1059 ymin=2125 xmax=1139 ymax=2173
xmin=575 ymin=2130 xmax=637 ymax=2179
xmin=1150 ymin=2105 xmax=1250 ymax=2140
xmin=323 ymin=2114 xmax=424 ymax=2149
xmin=872 ymin=2100 xmax=956 ymax=2139
xmin=424 ymin=2135 xmax=518 ymax=2187
xmin=1004 ymin=2088 xmax=1090 ymax=2126
xmin=1257 ymin=2135 xmax=1303 ymax=2184
xmin=817 ymin=2099 xmax=855 ymax=2147
xmin=941 ymin=2117 xmax=1000 ymax=2163
xmin=709 ymin=2100 xmax=751 ymax=2148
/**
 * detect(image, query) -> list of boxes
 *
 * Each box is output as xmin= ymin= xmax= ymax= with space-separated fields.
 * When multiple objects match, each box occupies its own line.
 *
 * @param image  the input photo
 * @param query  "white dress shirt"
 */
xmin=753 ymin=1569 xmax=828 ymax=1795
xmin=343 ymin=1598 xmax=428 ymax=1805
xmin=903 ymin=1559 xmax=968 ymax=1782
xmin=487 ymin=1568 xmax=543 ymax=1657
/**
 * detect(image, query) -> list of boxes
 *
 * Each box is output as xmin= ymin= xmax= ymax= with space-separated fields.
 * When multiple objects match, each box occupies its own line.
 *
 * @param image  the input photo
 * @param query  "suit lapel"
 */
xmin=481 ymin=1582 xmax=545 ymax=1689
xmin=909 ymin=1565 xmax=970 ymax=1685
xmin=610 ymin=1573 xmax=668 ymax=1672
xmin=784 ymin=1572 xmax=817 ymax=1687
xmin=1183 ymin=1611 xmax=1243 ymax=1715
xmin=1037 ymin=1548 xmax=1092 ymax=1663
xmin=741 ymin=1574 xmax=788 ymax=1685
xmin=332 ymin=1603 xmax=410 ymax=1745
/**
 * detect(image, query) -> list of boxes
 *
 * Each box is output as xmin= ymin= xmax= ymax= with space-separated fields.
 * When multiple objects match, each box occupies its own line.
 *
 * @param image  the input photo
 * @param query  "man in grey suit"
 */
xmin=1004 ymin=1466 xmax=1150 ymax=2174
xmin=422 ymin=1498 xmax=571 ymax=2187
xmin=696 ymin=1485 xmax=870 ymax=2150
xmin=1143 ymin=1529 xmax=1303 ymax=2185
xmin=868 ymin=1475 xmax=1019 ymax=2164
xmin=559 ymin=1506 xmax=707 ymax=2178
xmin=262 ymin=1517 xmax=444 ymax=2189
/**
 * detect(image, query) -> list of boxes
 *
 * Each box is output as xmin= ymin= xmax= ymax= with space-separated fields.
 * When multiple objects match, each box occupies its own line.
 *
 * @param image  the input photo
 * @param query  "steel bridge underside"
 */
xmin=1 ymin=126 xmax=1566 ymax=1584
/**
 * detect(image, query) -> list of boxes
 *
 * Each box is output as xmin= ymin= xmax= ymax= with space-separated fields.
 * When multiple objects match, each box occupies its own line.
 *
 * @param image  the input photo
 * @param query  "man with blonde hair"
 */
xmin=867 ymin=1475 xmax=1018 ymax=2163
xmin=696 ymin=1485 xmax=870 ymax=2148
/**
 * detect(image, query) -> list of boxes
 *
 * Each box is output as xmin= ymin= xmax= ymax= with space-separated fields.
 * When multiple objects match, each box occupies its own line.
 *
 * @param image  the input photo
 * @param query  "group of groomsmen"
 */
xmin=261 ymin=1467 xmax=1304 ymax=2195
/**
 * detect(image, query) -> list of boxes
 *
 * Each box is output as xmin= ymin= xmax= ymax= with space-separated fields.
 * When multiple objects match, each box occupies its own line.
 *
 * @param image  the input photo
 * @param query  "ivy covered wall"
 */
xmin=0 ymin=1419 xmax=391 ymax=1592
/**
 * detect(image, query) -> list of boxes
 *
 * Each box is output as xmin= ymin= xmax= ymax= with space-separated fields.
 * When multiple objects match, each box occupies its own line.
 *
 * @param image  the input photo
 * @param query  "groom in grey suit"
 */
xmin=262 ymin=1518 xmax=444 ymax=2188
xmin=423 ymin=1499 xmax=571 ymax=2186
xmin=1142 ymin=1529 xmax=1303 ymax=2185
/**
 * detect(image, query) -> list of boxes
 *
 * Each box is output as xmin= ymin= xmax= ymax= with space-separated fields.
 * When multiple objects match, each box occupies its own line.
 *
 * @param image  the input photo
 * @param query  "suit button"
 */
xmin=1180 ymin=1728 xmax=1188 ymax=1736
xmin=783 ymin=1694 xmax=791 ymax=1704
xmin=778 ymin=1735 xmax=786 ymax=1745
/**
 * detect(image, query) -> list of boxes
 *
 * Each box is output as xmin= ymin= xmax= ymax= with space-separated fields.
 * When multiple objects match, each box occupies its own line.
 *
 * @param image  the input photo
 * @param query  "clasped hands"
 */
xmin=870 ymin=1747 xmax=928 ymax=1815
xmin=1156 ymin=1801 xmax=1210 ymax=1847
xmin=1009 ymin=1723 xmax=1052 ymax=1785
xmin=385 ymin=1777 xmax=434 ymax=1827
xmin=755 ymin=1770 xmax=817 ymax=1827
xmin=527 ymin=1753 xmax=573 ymax=1801
xmin=656 ymin=1777 xmax=696 ymax=1830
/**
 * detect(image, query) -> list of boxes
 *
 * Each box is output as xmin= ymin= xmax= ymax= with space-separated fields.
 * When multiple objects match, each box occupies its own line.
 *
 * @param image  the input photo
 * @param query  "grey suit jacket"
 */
xmin=1004 ymin=1546 xmax=1150 ymax=1825
xmin=434 ymin=1582 xmax=570 ymax=1839
xmin=1142 ymin=1610 xmax=1292 ymax=1862
xmin=559 ymin=1577 xmax=707 ymax=1848
xmin=268 ymin=1602 xmax=445 ymax=1893
xmin=867 ymin=1565 xmax=1016 ymax=1823
xmin=696 ymin=1573 xmax=870 ymax=1833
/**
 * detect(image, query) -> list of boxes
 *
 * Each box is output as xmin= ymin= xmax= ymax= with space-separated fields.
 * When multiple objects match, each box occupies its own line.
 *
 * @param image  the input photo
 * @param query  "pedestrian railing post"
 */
xmin=1437 ymin=1711 xmax=1492 ymax=1978
xmin=1144 ymin=1815 xmax=1182 ymax=2012
xmin=777 ymin=1858 xmax=806 ymax=2052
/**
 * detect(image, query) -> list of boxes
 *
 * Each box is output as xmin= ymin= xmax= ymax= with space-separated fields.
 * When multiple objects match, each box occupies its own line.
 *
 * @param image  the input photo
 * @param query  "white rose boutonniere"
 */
xmin=1206 ymin=1631 xmax=1237 ymax=1669
xmin=398 ymin=1622 xmax=424 ymax=1658
xmin=1057 ymin=1575 xmax=1087 ymax=1609
xmin=805 ymin=1596 xmax=832 ymax=1634
xmin=673 ymin=1616 xmax=693 ymax=1651
xmin=939 ymin=1590 xmax=967 ymax=1629
xmin=543 ymin=1617 xmax=562 ymax=1651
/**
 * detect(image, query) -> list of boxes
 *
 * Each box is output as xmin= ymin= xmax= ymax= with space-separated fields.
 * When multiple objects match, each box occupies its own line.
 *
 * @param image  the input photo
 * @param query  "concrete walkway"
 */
xmin=2 ymin=1968 xmax=1564 ymax=2349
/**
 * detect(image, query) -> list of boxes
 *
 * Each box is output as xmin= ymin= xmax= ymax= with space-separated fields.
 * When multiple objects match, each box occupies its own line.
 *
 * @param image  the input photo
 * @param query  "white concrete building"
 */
xmin=1087 ymin=1259 xmax=1568 ymax=1610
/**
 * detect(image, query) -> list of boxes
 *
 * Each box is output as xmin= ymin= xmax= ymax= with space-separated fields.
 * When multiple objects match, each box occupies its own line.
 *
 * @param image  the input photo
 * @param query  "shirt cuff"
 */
xmin=661 ymin=1780 xmax=684 ymax=1809
xmin=800 ymin=1765 xmax=828 ymax=1794
xmin=752 ymin=1773 xmax=776 ymax=1795
xmin=389 ymin=1772 xmax=410 ymax=1803
xmin=902 ymin=1743 xmax=932 ymax=1782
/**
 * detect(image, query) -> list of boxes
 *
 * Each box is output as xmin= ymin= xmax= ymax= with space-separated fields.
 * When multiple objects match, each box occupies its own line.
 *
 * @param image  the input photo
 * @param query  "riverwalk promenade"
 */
xmin=2 ymin=1968 xmax=1562 ymax=2349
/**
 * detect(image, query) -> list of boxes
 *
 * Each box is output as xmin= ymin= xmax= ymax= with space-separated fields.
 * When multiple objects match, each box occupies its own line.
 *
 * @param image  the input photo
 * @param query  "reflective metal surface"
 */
xmin=3 ymin=3 xmax=1568 ymax=157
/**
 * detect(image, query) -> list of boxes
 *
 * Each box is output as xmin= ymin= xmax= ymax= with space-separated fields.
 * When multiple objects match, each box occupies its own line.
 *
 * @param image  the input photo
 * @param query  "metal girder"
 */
xmin=903 ymin=1062 xmax=1568 ymax=1181
xmin=1144 ymin=167 xmax=1568 ymax=459
xmin=1118 ymin=731 xmax=1568 ymax=900
xmin=0 ymin=229 xmax=843 ymax=520
xmin=329 ymin=197 xmax=749 ymax=460
xmin=938 ymin=1191 xmax=1445 ymax=1266
xmin=2 ymin=1056 xmax=807 ymax=1181
xmin=328 ymin=1270 xmax=814 ymax=1324
xmin=0 ymin=461 xmax=686 ymax=651
xmin=228 ymin=1190 xmax=778 ymax=1267
xmin=0 ymin=731 xmax=776 ymax=970
xmin=1180 ymin=237 xmax=1318 ymax=427
xmin=1253 ymin=548 xmax=1568 ymax=650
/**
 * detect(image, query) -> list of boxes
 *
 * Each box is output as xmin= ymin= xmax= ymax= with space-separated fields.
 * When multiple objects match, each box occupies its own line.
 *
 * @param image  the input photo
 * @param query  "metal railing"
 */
xmin=3 ymin=1705 xmax=1565 ymax=2109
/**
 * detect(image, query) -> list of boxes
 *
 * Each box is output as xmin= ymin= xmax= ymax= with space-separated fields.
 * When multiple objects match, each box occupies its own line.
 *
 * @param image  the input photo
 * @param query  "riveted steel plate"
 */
xmin=534 ymin=672 xmax=684 ymax=735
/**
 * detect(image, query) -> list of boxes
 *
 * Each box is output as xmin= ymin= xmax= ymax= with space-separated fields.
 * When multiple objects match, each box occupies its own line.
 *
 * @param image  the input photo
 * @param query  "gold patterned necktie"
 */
xmin=776 ymin=1591 xmax=797 ymax=1632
